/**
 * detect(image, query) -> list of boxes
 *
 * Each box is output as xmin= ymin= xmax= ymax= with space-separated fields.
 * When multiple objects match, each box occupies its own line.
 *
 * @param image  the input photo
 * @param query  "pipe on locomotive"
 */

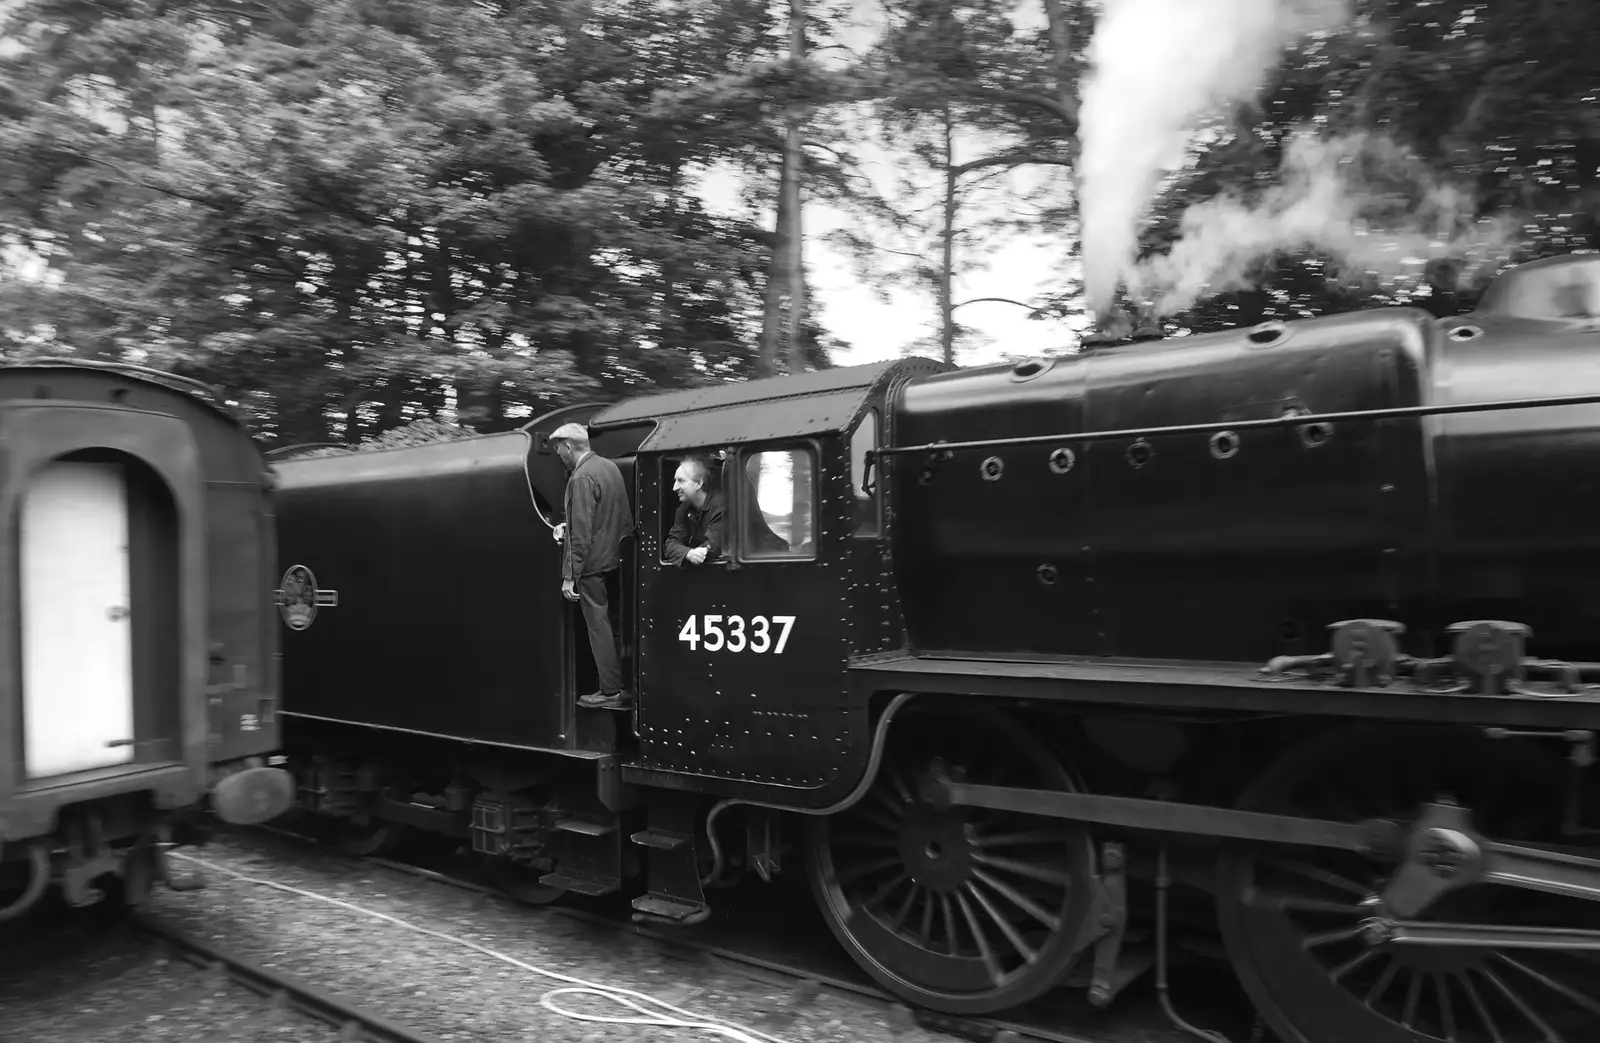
xmin=697 ymin=692 xmax=920 ymax=889
xmin=876 ymin=389 xmax=1600 ymax=458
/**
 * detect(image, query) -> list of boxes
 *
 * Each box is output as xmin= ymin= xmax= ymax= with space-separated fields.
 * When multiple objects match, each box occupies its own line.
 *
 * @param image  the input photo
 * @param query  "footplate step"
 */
xmin=631 ymin=894 xmax=710 ymax=925
xmin=539 ymin=871 xmax=617 ymax=896
xmin=630 ymin=828 xmax=689 ymax=851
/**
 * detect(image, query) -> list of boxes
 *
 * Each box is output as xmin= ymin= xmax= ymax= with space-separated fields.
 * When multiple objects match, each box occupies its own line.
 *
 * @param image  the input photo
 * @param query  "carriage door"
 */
xmin=21 ymin=459 xmax=136 ymax=778
xmin=638 ymin=438 xmax=852 ymax=787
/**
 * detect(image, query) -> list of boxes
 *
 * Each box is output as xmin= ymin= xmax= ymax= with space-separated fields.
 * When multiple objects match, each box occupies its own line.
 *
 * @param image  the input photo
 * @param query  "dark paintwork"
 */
xmin=611 ymin=359 xmax=945 ymax=804
xmin=1429 ymin=254 xmax=1600 ymax=661
xmin=586 ymin=359 xmax=912 ymax=428
xmin=637 ymin=387 xmax=892 ymax=453
xmin=273 ymin=431 xmax=575 ymax=751
xmin=893 ymin=308 xmax=1436 ymax=663
xmin=0 ymin=362 xmax=278 ymax=842
xmin=630 ymin=436 xmax=853 ymax=794
xmin=888 ymin=252 xmax=1600 ymax=672
xmin=273 ymin=360 xmax=945 ymax=807
xmin=850 ymin=650 xmax=1600 ymax=730
xmin=272 ymin=398 xmax=653 ymax=755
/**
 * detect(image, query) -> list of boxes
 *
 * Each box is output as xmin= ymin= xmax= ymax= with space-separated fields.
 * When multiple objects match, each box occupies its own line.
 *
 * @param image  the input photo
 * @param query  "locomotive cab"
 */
xmin=585 ymin=360 xmax=949 ymax=796
xmin=539 ymin=360 xmax=942 ymax=921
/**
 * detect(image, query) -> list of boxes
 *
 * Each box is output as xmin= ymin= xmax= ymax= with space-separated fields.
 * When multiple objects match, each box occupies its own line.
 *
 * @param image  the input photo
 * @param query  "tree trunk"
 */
xmin=939 ymin=103 xmax=956 ymax=366
xmin=782 ymin=0 xmax=808 ymax=376
xmin=1040 ymin=0 xmax=1078 ymax=124
xmin=783 ymin=116 xmax=806 ymax=375
xmin=756 ymin=179 xmax=790 ymax=379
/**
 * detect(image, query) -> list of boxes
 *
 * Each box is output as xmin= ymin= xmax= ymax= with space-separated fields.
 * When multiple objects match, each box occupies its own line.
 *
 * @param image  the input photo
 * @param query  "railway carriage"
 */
xmin=0 ymin=359 xmax=294 ymax=923
xmin=274 ymin=252 xmax=1600 ymax=1043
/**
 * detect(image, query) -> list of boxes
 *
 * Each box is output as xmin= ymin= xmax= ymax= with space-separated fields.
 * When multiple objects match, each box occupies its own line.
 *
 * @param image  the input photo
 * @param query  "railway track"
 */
xmin=224 ymin=819 xmax=1247 ymax=1043
xmin=0 ymin=898 xmax=442 ymax=1043
xmin=129 ymin=913 xmax=446 ymax=1043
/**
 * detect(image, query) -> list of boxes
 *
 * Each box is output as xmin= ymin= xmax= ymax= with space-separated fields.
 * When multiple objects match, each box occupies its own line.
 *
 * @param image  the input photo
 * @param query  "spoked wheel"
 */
xmin=484 ymin=859 xmax=568 ymax=907
xmin=806 ymin=700 xmax=1097 ymax=1013
xmin=1217 ymin=724 xmax=1600 ymax=1043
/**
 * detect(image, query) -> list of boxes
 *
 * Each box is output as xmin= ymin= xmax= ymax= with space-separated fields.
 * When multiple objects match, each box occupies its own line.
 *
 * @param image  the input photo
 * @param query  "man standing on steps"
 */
xmin=549 ymin=422 xmax=634 ymax=710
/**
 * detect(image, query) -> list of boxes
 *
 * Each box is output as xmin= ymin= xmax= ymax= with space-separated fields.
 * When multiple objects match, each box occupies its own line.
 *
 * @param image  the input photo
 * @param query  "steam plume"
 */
xmin=1075 ymin=0 xmax=1349 ymax=320
xmin=1127 ymin=131 xmax=1521 ymax=316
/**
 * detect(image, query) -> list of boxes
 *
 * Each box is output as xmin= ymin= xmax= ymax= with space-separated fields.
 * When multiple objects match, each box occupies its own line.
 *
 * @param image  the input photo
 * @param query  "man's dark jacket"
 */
xmin=664 ymin=490 xmax=725 ymax=565
xmin=562 ymin=452 xmax=634 ymax=582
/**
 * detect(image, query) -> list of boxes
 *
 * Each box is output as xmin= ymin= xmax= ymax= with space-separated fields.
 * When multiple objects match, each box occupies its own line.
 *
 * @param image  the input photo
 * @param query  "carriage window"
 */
xmin=741 ymin=446 xmax=816 ymax=561
xmin=849 ymin=411 xmax=880 ymax=537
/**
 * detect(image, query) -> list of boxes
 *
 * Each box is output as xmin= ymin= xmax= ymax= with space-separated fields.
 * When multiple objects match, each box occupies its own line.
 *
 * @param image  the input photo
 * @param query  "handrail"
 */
xmin=878 ymin=390 xmax=1600 ymax=457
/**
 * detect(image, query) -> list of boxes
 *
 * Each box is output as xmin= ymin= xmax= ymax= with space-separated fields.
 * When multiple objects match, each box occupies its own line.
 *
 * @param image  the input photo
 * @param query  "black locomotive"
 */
xmin=272 ymin=252 xmax=1600 ymax=1043
xmin=0 ymin=360 xmax=294 ymax=923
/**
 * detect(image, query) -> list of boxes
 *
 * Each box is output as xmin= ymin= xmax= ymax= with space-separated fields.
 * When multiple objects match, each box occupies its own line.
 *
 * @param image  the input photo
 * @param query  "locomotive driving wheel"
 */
xmin=1217 ymin=724 xmax=1600 ymax=1043
xmin=806 ymin=700 xmax=1097 ymax=1013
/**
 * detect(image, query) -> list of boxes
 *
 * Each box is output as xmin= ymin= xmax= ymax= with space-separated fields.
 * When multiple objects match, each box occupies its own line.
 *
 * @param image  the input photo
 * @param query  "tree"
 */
xmin=825 ymin=0 xmax=1082 ymax=364
xmin=0 ymin=0 xmax=837 ymax=445
xmin=1126 ymin=0 xmax=1600 ymax=333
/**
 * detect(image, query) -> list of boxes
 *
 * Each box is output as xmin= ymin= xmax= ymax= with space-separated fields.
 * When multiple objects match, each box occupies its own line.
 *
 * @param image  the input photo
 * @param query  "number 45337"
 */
xmin=678 ymin=614 xmax=795 ymax=654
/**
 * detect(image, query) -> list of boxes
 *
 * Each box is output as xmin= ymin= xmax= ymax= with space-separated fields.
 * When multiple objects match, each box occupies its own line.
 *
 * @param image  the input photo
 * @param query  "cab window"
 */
xmin=849 ymin=410 xmax=880 ymax=537
xmin=659 ymin=451 xmax=725 ymax=564
xmin=741 ymin=445 xmax=816 ymax=561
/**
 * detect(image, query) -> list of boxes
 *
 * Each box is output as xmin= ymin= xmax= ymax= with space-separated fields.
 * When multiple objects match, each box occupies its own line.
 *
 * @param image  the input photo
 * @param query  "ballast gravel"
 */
xmin=110 ymin=830 xmax=956 ymax=1043
xmin=0 ymin=911 xmax=344 ymax=1043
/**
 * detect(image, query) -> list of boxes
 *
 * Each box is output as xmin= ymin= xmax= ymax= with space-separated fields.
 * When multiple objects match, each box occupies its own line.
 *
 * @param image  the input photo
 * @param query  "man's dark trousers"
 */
xmin=579 ymin=570 xmax=623 ymax=695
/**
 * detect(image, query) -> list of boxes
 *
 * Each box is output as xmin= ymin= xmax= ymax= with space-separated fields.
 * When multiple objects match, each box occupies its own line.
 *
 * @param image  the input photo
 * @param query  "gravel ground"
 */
xmin=123 ymin=831 xmax=955 ymax=1043
xmin=0 ymin=908 xmax=344 ymax=1043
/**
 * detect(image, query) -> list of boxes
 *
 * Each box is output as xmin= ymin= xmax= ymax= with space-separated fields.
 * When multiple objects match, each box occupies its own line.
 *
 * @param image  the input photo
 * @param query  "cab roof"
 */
xmin=587 ymin=357 xmax=947 ymax=453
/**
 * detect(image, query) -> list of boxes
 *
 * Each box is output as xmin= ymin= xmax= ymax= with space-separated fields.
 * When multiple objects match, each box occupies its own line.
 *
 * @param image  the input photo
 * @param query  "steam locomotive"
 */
xmin=271 ymin=252 xmax=1600 ymax=1043
xmin=0 ymin=360 xmax=294 ymax=925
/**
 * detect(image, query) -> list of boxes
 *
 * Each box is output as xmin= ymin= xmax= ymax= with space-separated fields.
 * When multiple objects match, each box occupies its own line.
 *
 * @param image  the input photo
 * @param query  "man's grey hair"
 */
xmin=549 ymin=422 xmax=591 ymax=452
xmin=678 ymin=455 xmax=713 ymax=486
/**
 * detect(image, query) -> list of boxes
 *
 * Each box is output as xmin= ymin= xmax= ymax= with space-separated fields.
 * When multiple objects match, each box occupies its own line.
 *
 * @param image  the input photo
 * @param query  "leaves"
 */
xmin=0 ymin=0 xmax=822 ymax=443
xmin=1134 ymin=0 xmax=1600 ymax=332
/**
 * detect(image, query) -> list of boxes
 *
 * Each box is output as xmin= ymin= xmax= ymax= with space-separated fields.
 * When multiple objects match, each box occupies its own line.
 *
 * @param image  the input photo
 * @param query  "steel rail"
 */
xmin=877 ymin=390 xmax=1600 ymax=457
xmin=358 ymin=853 xmax=1086 ymax=1043
xmin=129 ymin=911 xmax=448 ymax=1043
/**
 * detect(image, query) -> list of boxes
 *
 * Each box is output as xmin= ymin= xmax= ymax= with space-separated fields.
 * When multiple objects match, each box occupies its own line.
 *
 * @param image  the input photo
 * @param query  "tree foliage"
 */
xmin=1134 ymin=0 xmax=1600 ymax=333
xmin=1 ymin=0 xmax=1595 ymax=421
xmin=0 ymin=0 xmax=847 ymax=444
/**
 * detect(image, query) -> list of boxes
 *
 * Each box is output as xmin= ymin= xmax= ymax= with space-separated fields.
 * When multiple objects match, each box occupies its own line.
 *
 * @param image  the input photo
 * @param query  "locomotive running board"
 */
xmin=923 ymin=772 xmax=1600 ymax=910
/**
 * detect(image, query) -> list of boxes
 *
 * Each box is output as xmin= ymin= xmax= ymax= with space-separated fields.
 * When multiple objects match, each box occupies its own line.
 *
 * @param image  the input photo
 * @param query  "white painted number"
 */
xmin=680 ymin=614 xmax=795 ymax=654
xmin=239 ymin=713 xmax=260 ymax=733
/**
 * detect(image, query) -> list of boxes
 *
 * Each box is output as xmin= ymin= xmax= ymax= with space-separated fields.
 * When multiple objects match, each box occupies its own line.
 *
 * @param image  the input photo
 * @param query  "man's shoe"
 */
xmin=578 ymin=690 xmax=633 ymax=710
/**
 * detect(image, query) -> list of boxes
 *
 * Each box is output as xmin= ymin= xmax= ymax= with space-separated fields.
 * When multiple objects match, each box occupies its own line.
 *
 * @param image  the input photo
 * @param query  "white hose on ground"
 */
xmin=169 ymin=852 xmax=789 ymax=1043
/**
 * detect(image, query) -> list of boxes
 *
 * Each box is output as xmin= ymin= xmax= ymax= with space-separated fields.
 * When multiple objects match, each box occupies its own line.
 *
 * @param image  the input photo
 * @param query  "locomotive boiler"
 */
xmin=0 ymin=360 xmax=294 ymax=924
xmin=273 ymin=252 xmax=1600 ymax=1043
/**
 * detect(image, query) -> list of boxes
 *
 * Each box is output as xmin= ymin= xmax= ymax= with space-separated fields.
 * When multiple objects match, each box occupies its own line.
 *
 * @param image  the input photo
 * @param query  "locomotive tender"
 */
xmin=274 ymin=252 xmax=1600 ymax=1043
xmin=0 ymin=360 xmax=294 ymax=923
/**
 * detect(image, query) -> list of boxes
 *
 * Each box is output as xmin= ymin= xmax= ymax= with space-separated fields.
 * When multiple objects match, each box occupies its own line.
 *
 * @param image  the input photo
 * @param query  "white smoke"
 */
xmin=1075 ymin=0 xmax=1350 ymax=320
xmin=1127 ymin=131 xmax=1521 ymax=316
